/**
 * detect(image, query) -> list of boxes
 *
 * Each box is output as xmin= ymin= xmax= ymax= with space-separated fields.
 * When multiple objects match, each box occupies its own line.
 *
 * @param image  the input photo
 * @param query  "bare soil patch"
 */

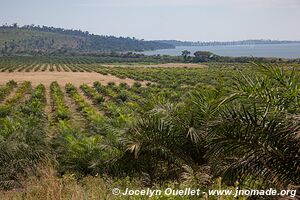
xmin=0 ymin=72 xmax=139 ymax=87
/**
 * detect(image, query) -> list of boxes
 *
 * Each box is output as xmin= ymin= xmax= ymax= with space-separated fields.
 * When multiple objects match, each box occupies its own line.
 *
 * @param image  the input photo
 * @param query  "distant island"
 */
xmin=156 ymin=39 xmax=300 ymax=47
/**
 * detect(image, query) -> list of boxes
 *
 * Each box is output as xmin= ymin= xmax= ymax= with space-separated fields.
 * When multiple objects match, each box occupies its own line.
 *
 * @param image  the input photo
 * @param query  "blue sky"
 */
xmin=0 ymin=0 xmax=299 ymax=41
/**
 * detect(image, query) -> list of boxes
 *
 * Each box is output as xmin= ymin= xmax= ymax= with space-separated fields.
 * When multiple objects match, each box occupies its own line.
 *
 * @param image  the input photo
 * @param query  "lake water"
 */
xmin=142 ymin=43 xmax=300 ymax=59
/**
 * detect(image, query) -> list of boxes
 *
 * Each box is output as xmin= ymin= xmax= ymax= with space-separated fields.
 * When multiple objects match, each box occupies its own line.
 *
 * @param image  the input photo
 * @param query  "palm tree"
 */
xmin=124 ymin=89 xmax=223 ymax=183
xmin=207 ymin=63 xmax=300 ymax=187
xmin=124 ymin=63 xmax=300 ymax=189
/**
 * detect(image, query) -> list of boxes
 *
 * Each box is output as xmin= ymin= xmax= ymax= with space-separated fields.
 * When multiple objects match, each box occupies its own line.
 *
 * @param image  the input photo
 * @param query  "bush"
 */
xmin=95 ymin=95 xmax=105 ymax=104
xmin=116 ymin=91 xmax=128 ymax=103
xmin=0 ymin=105 xmax=11 ymax=117
xmin=107 ymin=82 xmax=116 ymax=87
xmin=119 ymin=82 xmax=129 ymax=89
xmin=133 ymin=82 xmax=142 ymax=88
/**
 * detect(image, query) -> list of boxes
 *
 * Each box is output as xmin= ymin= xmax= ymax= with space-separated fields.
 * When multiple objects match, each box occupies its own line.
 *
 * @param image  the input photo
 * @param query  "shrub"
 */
xmin=133 ymin=82 xmax=142 ymax=88
xmin=95 ymin=95 xmax=105 ymax=104
xmin=115 ymin=91 xmax=128 ymax=103
xmin=107 ymin=82 xmax=116 ymax=86
xmin=119 ymin=82 xmax=129 ymax=89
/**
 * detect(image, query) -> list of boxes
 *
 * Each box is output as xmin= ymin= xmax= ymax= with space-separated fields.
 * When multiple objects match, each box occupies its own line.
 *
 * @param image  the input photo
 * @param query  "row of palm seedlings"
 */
xmin=60 ymin=64 xmax=70 ymax=72
xmin=50 ymin=82 xmax=72 ymax=122
xmin=93 ymin=65 xmax=229 ymax=89
xmin=4 ymin=62 xmax=118 ymax=73
xmin=49 ymin=81 xmax=95 ymax=175
xmin=80 ymin=83 xmax=105 ymax=104
xmin=33 ymin=64 xmax=42 ymax=72
xmin=0 ymin=81 xmax=31 ymax=117
xmin=65 ymin=83 xmax=109 ymax=134
xmin=108 ymin=82 xmax=146 ymax=104
xmin=51 ymin=83 xmax=124 ymax=176
xmin=6 ymin=64 xmax=23 ymax=72
xmin=93 ymin=81 xmax=139 ymax=106
xmin=15 ymin=62 xmax=39 ymax=72
xmin=0 ymin=56 xmax=111 ymax=70
xmin=0 ymin=80 xmax=17 ymax=102
xmin=0 ymin=63 xmax=21 ymax=72
xmin=77 ymin=63 xmax=96 ymax=72
xmin=79 ymin=82 xmax=204 ymax=179
xmin=80 ymin=82 xmax=138 ymax=127
xmin=121 ymin=64 xmax=300 ymax=195
xmin=0 ymin=84 xmax=48 ymax=189
xmin=107 ymin=83 xmax=148 ymax=115
xmin=93 ymin=81 xmax=115 ymax=98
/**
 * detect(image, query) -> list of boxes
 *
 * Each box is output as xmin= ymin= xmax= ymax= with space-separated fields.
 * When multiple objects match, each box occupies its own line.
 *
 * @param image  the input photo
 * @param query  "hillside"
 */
xmin=0 ymin=25 xmax=174 ymax=55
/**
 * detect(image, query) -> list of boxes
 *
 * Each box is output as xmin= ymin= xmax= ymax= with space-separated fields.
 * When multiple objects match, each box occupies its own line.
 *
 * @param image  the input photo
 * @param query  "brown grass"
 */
xmin=0 ymin=164 xmax=142 ymax=200
xmin=0 ymin=72 xmax=140 ymax=87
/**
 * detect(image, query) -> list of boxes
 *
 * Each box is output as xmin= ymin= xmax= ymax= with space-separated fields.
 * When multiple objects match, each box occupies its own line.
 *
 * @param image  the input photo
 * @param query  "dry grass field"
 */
xmin=0 ymin=71 xmax=139 ymax=87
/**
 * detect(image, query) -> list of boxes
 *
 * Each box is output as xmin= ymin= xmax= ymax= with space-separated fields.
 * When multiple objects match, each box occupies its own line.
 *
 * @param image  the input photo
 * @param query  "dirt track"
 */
xmin=0 ymin=72 xmax=139 ymax=86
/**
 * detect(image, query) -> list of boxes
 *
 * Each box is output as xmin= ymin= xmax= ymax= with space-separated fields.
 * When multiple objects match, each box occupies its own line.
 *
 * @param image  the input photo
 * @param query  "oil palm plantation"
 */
xmin=124 ymin=63 xmax=300 ymax=190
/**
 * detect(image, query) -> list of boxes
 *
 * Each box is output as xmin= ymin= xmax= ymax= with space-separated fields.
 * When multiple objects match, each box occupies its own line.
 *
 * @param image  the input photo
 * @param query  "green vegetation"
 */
xmin=0 ymin=55 xmax=182 ymax=65
xmin=80 ymin=83 xmax=105 ymax=104
xmin=0 ymin=57 xmax=299 ymax=199
xmin=181 ymin=50 xmax=300 ymax=63
xmin=0 ymin=81 xmax=31 ymax=117
xmin=0 ymin=80 xmax=17 ymax=102
xmin=0 ymin=84 xmax=47 ymax=189
xmin=0 ymin=24 xmax=174 ymax=55
xmin=50 ymin=81 xmax=72 ymax=121
xmin=65 ymin=83 xmax=109 ymax=133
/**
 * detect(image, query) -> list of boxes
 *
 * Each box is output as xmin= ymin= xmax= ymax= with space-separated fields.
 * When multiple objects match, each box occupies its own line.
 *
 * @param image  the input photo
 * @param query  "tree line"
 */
xmin=0 ymin=24 xmax=174 ymax=54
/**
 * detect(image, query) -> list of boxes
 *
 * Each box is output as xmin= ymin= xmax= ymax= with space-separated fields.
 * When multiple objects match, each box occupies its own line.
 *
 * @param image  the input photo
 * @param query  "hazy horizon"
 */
xmin=1 ymin=0 xmax=300 ymax=41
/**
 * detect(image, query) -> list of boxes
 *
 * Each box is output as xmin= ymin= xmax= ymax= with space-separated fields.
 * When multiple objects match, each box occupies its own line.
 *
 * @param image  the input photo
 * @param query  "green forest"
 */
xmin=0 ymin=24 xmax=174 ymax=55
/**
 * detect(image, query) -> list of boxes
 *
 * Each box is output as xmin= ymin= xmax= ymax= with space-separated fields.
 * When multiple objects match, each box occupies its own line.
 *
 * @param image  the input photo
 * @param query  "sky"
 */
xmin=0 ymin=0 xmax=300 ymax=41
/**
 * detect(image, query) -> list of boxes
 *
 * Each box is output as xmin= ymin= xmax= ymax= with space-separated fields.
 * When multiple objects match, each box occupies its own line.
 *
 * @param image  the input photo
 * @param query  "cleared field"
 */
xmin=0 ymin=71 xmax=141 ymax=86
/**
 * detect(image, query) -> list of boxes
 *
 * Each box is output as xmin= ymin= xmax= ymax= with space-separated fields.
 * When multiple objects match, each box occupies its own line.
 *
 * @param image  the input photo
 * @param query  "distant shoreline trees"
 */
xmin=180 ymin=50 xmax=299 ymax=63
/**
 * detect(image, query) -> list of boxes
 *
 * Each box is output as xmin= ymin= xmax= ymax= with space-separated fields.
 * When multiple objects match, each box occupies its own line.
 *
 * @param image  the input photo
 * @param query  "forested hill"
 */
xmin=0 ymin=24 xmax=174 ymax=55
